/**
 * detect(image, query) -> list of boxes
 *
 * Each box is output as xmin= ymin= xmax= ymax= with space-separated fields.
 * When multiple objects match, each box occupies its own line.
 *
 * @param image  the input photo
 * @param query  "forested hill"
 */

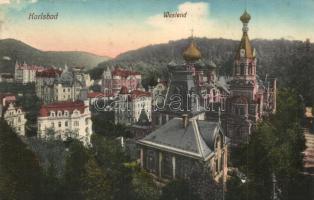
xmin=0 ymin=39 xmax=110 ymax=73
xmin=90 ymin=37 xmax=314 ymax=105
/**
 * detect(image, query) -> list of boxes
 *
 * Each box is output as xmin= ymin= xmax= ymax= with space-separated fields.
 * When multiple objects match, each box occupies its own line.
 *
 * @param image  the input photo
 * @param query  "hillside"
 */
xmin=90 ymin=38 xmax=307 ymax=84
xmin=90 ymin=37 xmax=314 ymax=105
xmin=0 ymin=39 xmax=110 ymax=73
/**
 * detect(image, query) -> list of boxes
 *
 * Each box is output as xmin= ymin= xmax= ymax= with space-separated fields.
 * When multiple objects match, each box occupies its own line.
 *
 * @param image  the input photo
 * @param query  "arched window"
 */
xmin=248 ymin=63 xmax=253 ymax=75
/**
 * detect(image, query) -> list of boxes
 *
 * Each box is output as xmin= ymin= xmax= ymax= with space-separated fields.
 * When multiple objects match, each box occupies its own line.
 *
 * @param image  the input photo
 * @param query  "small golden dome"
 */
xmin=183 ymin=40 xmax=202 ymax=61
xmin=240 ymin=10 xmax=251 ymax=23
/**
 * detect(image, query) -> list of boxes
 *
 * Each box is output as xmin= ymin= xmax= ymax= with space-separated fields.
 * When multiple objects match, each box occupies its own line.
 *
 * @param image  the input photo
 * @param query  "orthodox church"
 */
xmin=151 ymin=10 xmax=276 ymax=145
xmin=138 ymin=10 xmax=276 ymax=182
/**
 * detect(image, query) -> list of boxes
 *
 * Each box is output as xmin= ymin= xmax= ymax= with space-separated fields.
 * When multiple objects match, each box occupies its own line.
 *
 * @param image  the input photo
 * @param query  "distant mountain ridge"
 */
xmin=0 ymin=39 xmax=110 ymax=73
xmin=90 ymin=38 xmax=309 ymax=87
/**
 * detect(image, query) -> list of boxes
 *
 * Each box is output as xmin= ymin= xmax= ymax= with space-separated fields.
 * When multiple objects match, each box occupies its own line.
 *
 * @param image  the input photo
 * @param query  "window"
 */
xmin=177 ymin=158 xmax=191 ymax=179
xmin=64 ymin=111 xmax=69 ymax=117
xmin=58 ymin=121 xmax=61 ymax=128
xmin=162 ymin=153 xmax=173 ymax=178
xmin=248 ymin=63 xmax=253 ymax=75
xmin=146 ymin=150 xmax=157 ymax=173
xmin=50 ymin=111 xmax=55 ymax=117
xmin=51 ymin=122 xmax=54 ymax=127
xmin=65 ymin=121 xmax=68 ymax=127
xmin=57 ymin=111 xmax=62 ymax=117
xmin=74 ymin=121 xmax=79 ymax=126
xmin=240 ymin=63 xmax=245 ymax=75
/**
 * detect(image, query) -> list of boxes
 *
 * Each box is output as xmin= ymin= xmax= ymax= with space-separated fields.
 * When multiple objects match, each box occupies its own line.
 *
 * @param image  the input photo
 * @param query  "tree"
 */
xmin=160 ymin=179 xmax=200 ymax=200
xmin=63 ymin=139 xmax=111 ymax=200
xmin=227 ymin=88 xmax=309 ymax=200
xmin=91 ymin=134 xmax=133 ymax=200
xmin=0 ymin=120 xmax=43 ymax=200
xmin=81 ymin=158 xmax=111 ymax=200
xmin=131 ymin=170 xmax=160 ymax=200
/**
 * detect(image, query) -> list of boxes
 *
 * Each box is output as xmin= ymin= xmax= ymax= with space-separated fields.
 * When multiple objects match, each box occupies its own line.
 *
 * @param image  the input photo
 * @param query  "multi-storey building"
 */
xmin=37 ymin=100 xmax=92 ymax=145
xmin=14 ymin=61 xmax=45 ymax=84
xmin=36 ymin=68 xmax=62 ymax=103
xmin=0 ymin=94 xmax=27 ymax=136
xmin=114 ymin=86 xmax=152 ymax=125
xmin=35 ymin=66 xmax=91 ymax=104
xmin=102 ymin=67 xmax=142 ymax=96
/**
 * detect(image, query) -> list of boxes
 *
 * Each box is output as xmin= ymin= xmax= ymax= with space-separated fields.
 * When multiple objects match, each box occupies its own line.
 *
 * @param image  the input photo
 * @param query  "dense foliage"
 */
xmin=226 ymin=88 xmax=311 ymax=200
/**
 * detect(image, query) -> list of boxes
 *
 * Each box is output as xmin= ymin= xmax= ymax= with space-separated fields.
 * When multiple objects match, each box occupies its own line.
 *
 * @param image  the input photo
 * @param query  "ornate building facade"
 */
xmin=37 ymin=100 xmax=92 ymax=145
xmin=114 ymin=86 xmax=152 ymax=125
xmin=35 ymin=66 xmax=91 ymax=104
xmin=102 ymin=67 xmax=142 ymax=96
xmin=222 ymin=11 xmax=277 ymax=144
xmin=14 ymin=61 xmax=45 ymax=84
xmin=0 ymin=94 xmax=27 ymax=136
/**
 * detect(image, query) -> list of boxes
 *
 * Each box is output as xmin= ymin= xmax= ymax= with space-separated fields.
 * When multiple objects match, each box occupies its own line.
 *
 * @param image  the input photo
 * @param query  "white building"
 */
xmin=15 ymin=61 xmax=45 ymax=84
xmin=0 ymin=94 xmax=27 ymax=136
xmin=115 ymin=86 xmax=152 ymax=125
xmin=37 ymin=100 xmax=92 ymax=145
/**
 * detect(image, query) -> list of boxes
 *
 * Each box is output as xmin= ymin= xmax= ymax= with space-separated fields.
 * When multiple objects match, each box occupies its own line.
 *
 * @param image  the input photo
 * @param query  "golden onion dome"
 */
xmin=240 ymin=10 xmax=251 ymax=23
xmin=183 ymin=40 xmax=202 ymax=61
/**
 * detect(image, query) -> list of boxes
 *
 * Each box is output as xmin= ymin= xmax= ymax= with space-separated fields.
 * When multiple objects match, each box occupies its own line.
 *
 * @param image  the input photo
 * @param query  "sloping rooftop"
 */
xmin=139 ymin=117 xmax=223 ymax=160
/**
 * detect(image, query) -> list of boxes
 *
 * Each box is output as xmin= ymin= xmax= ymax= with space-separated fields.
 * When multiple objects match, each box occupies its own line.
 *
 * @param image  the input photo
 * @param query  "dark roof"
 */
xmin=139 ymin=117 xmax=224 ymax=160
xmin=136 ymin=109 xmax=151 ymax=126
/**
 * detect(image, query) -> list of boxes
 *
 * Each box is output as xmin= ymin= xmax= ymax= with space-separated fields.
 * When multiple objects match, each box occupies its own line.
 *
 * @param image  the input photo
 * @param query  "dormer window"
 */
xmin=57 ymin=111 xmax=62 ymax=117
xmin=50 ymin=111 xmax=55 ymax=117
xmin=64 ymin=110 xmax=69 ymax=117
xmin=73 ymin=110 xmax=79 ymax=116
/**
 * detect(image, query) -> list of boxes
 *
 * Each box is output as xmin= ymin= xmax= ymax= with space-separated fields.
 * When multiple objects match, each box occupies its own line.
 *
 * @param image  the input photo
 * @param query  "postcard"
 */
xmin=0 ymin=0 xmax=313 ymax=200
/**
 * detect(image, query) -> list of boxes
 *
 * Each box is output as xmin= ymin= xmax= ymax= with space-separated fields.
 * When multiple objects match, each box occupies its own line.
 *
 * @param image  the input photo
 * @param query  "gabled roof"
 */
xmin=138 ymin=117 xmax=224 ymax=160
xmin=36 ymin=68 xmax=62 ymax=78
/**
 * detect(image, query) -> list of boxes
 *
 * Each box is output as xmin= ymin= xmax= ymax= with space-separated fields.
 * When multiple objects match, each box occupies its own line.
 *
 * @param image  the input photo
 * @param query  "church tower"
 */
xmin=233 ymin=10 xmax=257 ymax=81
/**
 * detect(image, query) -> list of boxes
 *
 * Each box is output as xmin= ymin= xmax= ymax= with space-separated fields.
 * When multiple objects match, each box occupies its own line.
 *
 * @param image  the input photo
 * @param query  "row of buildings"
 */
xmin=0 ymin=10 xmax=277 ymax=185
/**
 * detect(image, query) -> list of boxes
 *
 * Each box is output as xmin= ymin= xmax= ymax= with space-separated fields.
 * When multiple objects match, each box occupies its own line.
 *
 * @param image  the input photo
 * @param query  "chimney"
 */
xmin=182 ymin=114 xmax=189 ymax=128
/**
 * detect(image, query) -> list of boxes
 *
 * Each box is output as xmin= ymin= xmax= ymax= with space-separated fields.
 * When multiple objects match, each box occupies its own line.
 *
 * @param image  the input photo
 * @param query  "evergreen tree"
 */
xmin=0 ymin=120 xmax=43 ymax=200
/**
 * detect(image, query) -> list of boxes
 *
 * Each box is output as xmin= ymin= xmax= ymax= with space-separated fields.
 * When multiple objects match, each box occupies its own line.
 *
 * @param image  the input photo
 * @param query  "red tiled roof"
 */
xmin=36 ymin=68 xmax=62 ymax=78
xmin=16 ymin=63 xmax=45 ymax=71
xmin=38 ymin=101 xmax=87 ymax=117
xmin=0 ymin=93 xmax=16 ymax=106
xmin=120 ymin=86 xmax=129 ymax=94
xmin=111 ymin=68 xmax=141 ymax=78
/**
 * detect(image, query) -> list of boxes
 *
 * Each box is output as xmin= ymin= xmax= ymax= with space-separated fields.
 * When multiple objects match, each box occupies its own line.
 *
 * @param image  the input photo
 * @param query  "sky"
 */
xmin=0 ymin=0 xmax=313 ymax=57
